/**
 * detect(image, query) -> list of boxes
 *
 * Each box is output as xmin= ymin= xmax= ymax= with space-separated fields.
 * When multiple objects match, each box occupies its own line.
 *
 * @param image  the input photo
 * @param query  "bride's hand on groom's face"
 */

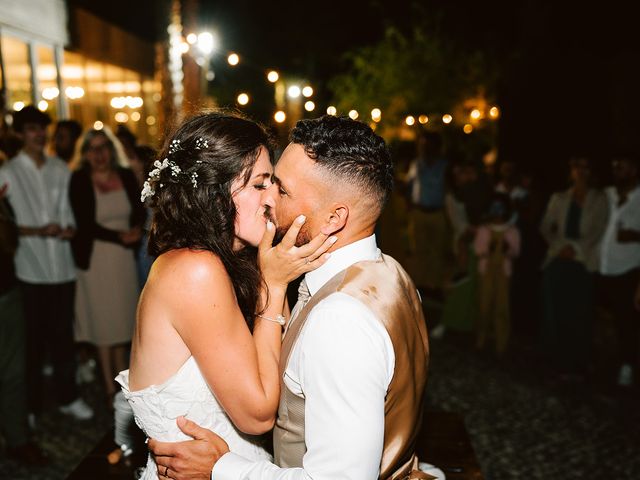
xmin=259 ymin=215 xmax=337 ymax=290
xmin=149 ymin=416 xmax=229 ymax=479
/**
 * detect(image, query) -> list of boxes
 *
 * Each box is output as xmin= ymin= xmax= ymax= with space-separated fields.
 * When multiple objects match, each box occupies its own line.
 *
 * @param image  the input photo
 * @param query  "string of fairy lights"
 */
xmin=11 ymin=23 xmax=500 ymax=137
xmin=173 ymin=28 xmax=503 ymax=134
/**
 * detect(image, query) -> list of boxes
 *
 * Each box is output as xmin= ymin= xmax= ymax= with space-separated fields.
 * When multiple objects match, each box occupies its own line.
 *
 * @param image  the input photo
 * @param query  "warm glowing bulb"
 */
xmin=115 ymin=112 xmax=129 ymax=123
xmin=274 ymin=111 xmax=286 ymax=123
xmin=197 ymin=32 xmax=215 ymax=55
xmin=111 ymin=97 xmax=124 ymax=109
xmin=237 ymin=93 xmax=249 ymax=105
xmin=463 ymin=124 xmax=473 ymax=134
xmin=131 ymin=111 xmax=141 ymax=122
xmin=418 ymin=115 xmax=429 ymax=124
xmin=179 ymin=42 xmax=189 ymax=54
xmin=470 ymin=109 xmax=481 ymax=120
xmin=302 ymin=86 xmax=313 ymax=97
xmin=65 ymin=86 xmax=85 ymax=99
xmin=489 ymin=106 xmax=500 ymax=119
xmin=128 ymin=96 xmax=143 ymax=109
xmin=327 ymin=106 xmax=337 ymax=115
xmin=348 ymin=110 xmax=359 ymax=120
xmin=93 ymin=121 xmax=104 ymax=130
xmin=442 ymin=114 xmax=453 ymax=124
xmin=13 ymin=101 xmax=25 ymax=111
xmin=42 ymin=87 xmax=59 ymax=100
xmin=287 ymin=85 xmax=301 ymax=98
xmin=186 ymin=33 xmax=197 ymax=44
xmin=146 ymin=116 xmax=156 ymax=126
xmin=227 ymin=53 xmax=239 ymax=66
xmin=405 ymin=115 xmax=415 ymax=126
xmin=371 ymin=108 xmax=382 ymax=122
xmin=38 ymin=100 xmax=48 ymax=111
xmin=267 ymin=70 xmax=279 ymax=83
xmin=304 ymin=101 xmax=315 ymax=112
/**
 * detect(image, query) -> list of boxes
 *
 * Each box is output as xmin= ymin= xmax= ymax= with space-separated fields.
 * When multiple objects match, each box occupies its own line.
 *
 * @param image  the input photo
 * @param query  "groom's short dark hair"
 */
xmin=289 ymin=115 xmax=393 ymax=211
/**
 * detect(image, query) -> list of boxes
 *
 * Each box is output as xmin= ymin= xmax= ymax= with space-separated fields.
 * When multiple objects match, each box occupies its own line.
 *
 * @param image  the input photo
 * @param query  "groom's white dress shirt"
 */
xmin=213 ymin=234 xmax=395 ymax=479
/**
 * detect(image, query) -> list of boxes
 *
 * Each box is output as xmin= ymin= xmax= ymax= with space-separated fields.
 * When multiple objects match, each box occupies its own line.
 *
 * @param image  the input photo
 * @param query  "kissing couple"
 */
xmin=117 ymin=111 xmax=431 ymax=479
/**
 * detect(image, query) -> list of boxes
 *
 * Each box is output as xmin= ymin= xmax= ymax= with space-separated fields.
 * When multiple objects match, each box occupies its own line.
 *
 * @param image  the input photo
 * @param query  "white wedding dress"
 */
xmin=116 ymin=356 xmax=272 ymax=480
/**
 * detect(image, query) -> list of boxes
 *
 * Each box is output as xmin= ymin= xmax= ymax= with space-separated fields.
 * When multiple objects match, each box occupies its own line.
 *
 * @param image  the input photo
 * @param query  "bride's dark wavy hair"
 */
xmin=147 ymin=111 xmax=273 ymax=329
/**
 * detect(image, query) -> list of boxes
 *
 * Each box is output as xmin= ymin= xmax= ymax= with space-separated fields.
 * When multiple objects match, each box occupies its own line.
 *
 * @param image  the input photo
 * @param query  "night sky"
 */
xmin=69 ymin=0 xmax=640 ymax=186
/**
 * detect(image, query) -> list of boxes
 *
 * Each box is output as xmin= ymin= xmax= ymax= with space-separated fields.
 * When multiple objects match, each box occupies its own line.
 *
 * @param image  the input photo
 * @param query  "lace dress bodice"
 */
xmin=116 ymin=356 xmax=271 ymax=479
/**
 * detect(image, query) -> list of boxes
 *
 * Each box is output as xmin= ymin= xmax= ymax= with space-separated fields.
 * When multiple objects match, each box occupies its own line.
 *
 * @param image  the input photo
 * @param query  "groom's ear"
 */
xmin=320 ymin=203 xmax=348 ymax=235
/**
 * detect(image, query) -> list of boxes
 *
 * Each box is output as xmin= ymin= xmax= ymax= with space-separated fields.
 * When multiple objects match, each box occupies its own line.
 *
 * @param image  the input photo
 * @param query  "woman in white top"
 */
xmin=540 ymin=157 xmax=608 ymax=375
xmin=117 ymin=112 xmax=333 ymax=479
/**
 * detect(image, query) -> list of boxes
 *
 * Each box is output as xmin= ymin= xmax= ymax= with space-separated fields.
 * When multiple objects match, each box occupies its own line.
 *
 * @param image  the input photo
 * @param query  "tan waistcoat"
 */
xmin=273 ymin=254 xmax=430 ymax=479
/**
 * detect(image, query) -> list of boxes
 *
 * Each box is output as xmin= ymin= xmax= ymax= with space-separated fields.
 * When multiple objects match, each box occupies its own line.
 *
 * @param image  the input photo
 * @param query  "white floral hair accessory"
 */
xmin=139 ymin=137 xmax=208 ymax=203
xmin=169 ymin=139 xmax=181 ymax=154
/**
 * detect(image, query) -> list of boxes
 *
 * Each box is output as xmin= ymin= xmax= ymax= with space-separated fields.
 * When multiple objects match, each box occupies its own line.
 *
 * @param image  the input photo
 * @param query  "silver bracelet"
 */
xmin=256 ymin=313 xmax=286 ymax=326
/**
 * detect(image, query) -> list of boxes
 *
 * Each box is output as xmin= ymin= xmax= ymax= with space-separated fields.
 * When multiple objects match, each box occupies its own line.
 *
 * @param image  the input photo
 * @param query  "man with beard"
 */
xmin=149 ymin=116 xmax=431 ymax=480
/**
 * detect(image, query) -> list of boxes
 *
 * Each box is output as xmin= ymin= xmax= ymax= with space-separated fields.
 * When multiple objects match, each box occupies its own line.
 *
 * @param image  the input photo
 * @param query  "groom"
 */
xmin=149 ymin=115 xmax=430 ymax=479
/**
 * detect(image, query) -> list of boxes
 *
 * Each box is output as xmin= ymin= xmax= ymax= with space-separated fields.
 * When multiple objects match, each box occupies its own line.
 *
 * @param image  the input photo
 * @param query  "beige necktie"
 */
xmin=285 ymin=278 xmax=311 ymax=335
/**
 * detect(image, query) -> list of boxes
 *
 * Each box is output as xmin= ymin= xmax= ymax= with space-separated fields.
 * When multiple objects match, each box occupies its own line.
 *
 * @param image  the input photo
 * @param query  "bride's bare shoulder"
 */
xmin=147 ymin=248 xmax=232 ymax=293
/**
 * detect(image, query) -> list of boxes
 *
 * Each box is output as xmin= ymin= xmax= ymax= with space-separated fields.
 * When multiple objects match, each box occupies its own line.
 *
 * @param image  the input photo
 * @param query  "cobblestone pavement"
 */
xmin=425 ymin=333 xmax=640 ymax=480
xmin=2 ymin=334 xmax=639 ymax=479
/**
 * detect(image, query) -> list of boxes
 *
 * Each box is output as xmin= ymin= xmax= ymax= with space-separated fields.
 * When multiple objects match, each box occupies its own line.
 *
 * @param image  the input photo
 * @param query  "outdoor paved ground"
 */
xmin=2 ymin=332 xmax=639 ymax=479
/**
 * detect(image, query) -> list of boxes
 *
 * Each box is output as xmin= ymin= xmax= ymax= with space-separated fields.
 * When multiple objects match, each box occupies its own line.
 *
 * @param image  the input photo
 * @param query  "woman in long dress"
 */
xmin=117 ymin=112 xmax=333 ymax=478
xmin=69 ymin=128 xmax=146 ymax=404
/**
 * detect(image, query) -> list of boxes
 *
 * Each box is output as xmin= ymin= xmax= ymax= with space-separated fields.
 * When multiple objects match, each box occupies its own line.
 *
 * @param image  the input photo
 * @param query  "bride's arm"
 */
xmin=169 ymin=218 xmax=333 ymax=435
xmin=247 ymin=217 xmax=335 ymax=431
xmin=168 ymin=254 xmax=279 ymax=435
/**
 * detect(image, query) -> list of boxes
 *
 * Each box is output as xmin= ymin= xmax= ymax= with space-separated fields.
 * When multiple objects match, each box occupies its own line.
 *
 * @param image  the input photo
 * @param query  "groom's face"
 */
xmin=262 ymin=143 xmax=324 ymax=246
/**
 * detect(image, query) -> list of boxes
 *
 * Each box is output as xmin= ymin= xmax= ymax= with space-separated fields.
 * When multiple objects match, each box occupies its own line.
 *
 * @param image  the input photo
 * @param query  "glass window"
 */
xmin=61 ymin=50 xmax=84 ymax=122
xmin=1 ymin=36 xmax=32 ymax=110
xmin=57 ymin=50 xmax=160 ymax=147
xmin=36 ymin=44 xmax=59 ymax=119
xmin=85 ymin=59 xmax=107 ymax=127
xmin=142 ymin=78 xmax=161 ymax=142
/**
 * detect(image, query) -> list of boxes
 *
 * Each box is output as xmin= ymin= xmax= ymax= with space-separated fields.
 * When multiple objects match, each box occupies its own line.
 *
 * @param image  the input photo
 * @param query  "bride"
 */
xmin=116 ymin=111 xmax=333 ymax=479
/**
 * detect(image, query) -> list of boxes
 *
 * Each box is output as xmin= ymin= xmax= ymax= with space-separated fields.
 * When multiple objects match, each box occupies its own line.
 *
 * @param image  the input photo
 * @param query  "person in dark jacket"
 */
xmin=69 ymin=127 xmax=145 ymax=406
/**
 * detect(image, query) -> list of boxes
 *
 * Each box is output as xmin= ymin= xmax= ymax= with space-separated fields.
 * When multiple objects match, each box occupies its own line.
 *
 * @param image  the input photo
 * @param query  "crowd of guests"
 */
xmin=0 ymin=106 xmax=639 ymax=467
xmin=380 ymin=129 xmax=640 ymax=385
xmin=0 ymin=106 xmax=155 ymax=465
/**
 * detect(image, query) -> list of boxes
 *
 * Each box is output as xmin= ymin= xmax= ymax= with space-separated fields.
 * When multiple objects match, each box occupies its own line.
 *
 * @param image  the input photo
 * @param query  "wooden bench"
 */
xmin=67 ymin=410 xmax=483 ymax=479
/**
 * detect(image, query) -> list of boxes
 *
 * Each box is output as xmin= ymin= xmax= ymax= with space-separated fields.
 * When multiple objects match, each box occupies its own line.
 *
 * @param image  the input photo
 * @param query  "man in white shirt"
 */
xmin=598 ymin=155 xmax=640 ymax=387
xmin=149 ymin=116 xmax=430 ymax=479
xmin=0 ymin=106 xmax=93 ymax=422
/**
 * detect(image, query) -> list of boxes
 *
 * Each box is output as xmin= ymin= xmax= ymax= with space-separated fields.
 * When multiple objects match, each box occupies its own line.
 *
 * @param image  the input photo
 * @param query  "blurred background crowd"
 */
xmin=380 ymin=129 xmax=640 ymax=383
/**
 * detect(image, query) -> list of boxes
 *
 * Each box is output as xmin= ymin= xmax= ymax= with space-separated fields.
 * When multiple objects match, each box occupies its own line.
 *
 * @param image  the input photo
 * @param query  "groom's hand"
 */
xmin=149 ymin=416 xmax=229 ymax=480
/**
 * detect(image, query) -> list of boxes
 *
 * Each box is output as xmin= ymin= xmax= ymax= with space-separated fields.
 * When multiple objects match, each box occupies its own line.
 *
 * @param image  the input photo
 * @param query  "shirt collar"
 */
xmin=17 ymin=150 xmax=52 ymax=170
xmin=304 ymin=233 xmax=380 ymax=296
xmin=609 ymin=184 xmax=640 ymax=204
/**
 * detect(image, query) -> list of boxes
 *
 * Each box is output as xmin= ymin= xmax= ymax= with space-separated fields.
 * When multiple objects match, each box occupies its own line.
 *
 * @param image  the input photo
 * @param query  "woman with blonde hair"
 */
xmin=69 ymin=127 xmax=146 ymax=406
